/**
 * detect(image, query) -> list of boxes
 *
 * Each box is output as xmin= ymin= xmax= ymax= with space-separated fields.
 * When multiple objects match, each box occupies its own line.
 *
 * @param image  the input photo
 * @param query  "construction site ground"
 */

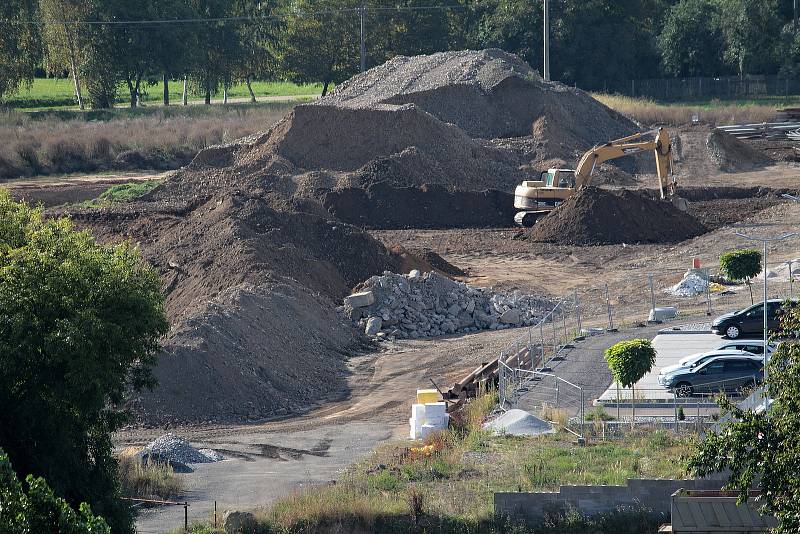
xmin=102 ymin=159 xmax=800 ymax=532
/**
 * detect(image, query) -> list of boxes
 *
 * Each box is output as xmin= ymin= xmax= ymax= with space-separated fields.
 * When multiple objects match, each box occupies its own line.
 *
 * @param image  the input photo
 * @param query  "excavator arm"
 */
xmin=574 ymin=127 xmax=677 ymax=199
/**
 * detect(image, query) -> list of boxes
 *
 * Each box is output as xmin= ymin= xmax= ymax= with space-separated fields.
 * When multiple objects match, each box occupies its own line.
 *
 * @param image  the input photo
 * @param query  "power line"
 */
xmin=0 ymin=4 xmax=470 ymax=26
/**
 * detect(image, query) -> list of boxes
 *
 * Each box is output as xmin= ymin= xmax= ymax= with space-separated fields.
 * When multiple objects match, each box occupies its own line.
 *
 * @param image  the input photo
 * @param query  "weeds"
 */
xmin=0 ymin=104 xmax=292 ymax=180
xmin=117 ymin=449 xmax=185 ymax=500
xmin=593 ymin=93 xmax=780 ymax=126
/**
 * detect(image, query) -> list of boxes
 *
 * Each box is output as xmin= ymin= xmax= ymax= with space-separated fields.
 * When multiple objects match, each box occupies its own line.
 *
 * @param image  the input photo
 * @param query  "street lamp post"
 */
xmin=543 ymin=0 xmax=550 ymax=81
xmin=735 ymin=231 xmax=797 ymax=412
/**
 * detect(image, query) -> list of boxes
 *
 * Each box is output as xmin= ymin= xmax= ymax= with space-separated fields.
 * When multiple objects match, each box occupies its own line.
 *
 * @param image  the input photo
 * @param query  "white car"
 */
xmin=658 ymin=349 xmax=762 ymax=378
xmin=713 ymin=339 xmax=774 ymax=357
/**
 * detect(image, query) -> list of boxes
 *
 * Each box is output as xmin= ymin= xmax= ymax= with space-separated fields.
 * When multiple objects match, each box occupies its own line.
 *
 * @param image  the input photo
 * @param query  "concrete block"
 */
xmin=649 ymin=307 xmax=678 ymax=322
xmin=365 ymin=316 xmax=382 ymax=335
xmin=345 ymin=290 xmax=375 ymax=308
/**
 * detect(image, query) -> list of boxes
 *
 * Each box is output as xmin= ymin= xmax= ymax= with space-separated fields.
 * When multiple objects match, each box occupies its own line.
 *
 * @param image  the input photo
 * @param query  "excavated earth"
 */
xmin=49 ymin=49 xmax=796 ymax=426
xmin=528 ymin=187 xmax=707 ymax=245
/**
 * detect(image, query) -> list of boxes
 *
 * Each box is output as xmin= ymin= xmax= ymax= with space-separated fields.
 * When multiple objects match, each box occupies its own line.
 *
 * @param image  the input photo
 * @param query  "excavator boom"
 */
xmin=513 ymin=127 xmax=686 ymax=227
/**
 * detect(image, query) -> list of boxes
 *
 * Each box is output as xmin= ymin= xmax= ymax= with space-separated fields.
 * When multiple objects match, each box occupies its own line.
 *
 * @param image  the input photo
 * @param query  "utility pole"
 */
xmin=543 ymin=0 xmax=550 ymax=81
xmin=359 ymin=4 xmax=366 ymax=73
xmin=735 ymin=230 xmax=797 ymax=413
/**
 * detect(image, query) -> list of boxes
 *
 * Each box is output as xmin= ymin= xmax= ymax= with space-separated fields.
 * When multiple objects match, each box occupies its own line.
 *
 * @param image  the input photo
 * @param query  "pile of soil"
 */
xmin=706 ymin=129 xmax=772 ymax=172
xmin=323 ymin=182 xmax=516 ymax=229
xmin=72 ymin=194 xmax=400 ymax=425
xmin=147 ymin=49 xmax=641 ymax=221
xmin=528 ymin=186 xmax=707 ymax=245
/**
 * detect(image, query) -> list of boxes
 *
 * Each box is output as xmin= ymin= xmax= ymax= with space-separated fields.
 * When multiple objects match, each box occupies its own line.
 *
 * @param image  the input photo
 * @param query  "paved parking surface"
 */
xmin=597 ymin=332 xmax=726 ymax=403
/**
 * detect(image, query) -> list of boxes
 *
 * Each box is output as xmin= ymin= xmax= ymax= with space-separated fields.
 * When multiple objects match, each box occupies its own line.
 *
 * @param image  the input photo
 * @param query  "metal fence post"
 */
xmin=648 ymin=273 xmax=656 ymax=316
xmin=562 ymin=303 xmax=568 ymax=340
xmin=184 ymin=502 xmax=188 ymax=532
xmin=574 ymin=290 xmax=582 ymax=335
xmin=551 ymin=310 xmax=557 ymax=353
xmin=555 ymin=379 xmax=560 ymax=407
xmin=705 ymin=267 xmax=712 ymax=315
xmin=790 ymin=260 xmax=794 ymax=299
xmin=605 ymin=283 xmax=613 ymax=330
xmin=674 ymin=390 xmax=679 ymax=434
xmin=580 ymin=387 xmax=585 ymax=439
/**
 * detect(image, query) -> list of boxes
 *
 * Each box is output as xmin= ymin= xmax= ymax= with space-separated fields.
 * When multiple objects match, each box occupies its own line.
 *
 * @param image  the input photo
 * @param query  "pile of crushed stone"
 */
xmin=139 ymin=433 xmax=222 ymax=464
xmin=483 ymin=409 xmax=554 ymax=436
xmin=528 ymin=186 xmax=707 ymax=245
xmin=341 ymin=271 xmax=552 ymax=339
xmin=667 ymin=269 xmax=709 ymax=297
xmin=707 ymin=129 xmax=771 ymax=172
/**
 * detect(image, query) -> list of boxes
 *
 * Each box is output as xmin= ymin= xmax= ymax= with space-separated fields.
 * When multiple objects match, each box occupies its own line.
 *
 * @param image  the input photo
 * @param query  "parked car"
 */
xmin=711 ymin=299 xmax=796 ymax=339
xmin=658 ymin=349 xmax=762 ymax=379
xmin=714 ymin=339 xmax=774 ymax=356
xmin=659 ymin=355 xmax=764 ymax=397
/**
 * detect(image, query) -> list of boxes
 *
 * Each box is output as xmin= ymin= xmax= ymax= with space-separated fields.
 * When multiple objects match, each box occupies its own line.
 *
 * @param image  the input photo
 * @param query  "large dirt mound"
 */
xmin=707 ymin=128 xmax=772 ymax=172
xmin=72 ymin=194 xmax=399 ymax=424
xmin=528 ymin=187 xmax=707 ymax=245
xmin=150 ymin=49 xmax=641 ymax=212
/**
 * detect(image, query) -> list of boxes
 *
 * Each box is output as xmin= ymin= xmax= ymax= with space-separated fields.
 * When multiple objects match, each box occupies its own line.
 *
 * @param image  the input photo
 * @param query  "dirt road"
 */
xmin=119 ymin=326 xmax=528 ymax=533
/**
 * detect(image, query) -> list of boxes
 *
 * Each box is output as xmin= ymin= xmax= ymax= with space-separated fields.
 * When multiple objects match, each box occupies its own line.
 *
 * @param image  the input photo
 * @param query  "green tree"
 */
xmin=605 ymin=339 xmax=656 ymax=427
xmin=461 ymin=0 xmax=543 ymax=71
xmin=0 ymin=0 xmax=41 ymax=104
xmin=687 ymin=304 xmax=800 ymax=533
xmin=39 ymin=0 xmax=91 ymax=109
xmin=280 ymin=0 xmax=361 ymax=96
xmin=188 ymin=0 xmax=245 ymax=104
xmin=718 ymin=0 xmax=782 ymax=76
xmin=0 ymin=449 xmax=110 ymax=534
xmin=231 ymin=0 xmax=285 ymax=103
xmin=658 ymin=0 xmax=727 ymax=77
xmin=720 ymin=249 xmax=762 ymax=304
xmin=0 ymin=190 xmax=169 ymax=533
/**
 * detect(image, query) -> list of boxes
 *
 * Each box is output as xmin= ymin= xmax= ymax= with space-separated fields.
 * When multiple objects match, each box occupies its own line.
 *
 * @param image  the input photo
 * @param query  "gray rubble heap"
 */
xmin=341 ymin=271 xmax=551 ymax=339
xmin=139 ymin=433 xmax=222 ymax=464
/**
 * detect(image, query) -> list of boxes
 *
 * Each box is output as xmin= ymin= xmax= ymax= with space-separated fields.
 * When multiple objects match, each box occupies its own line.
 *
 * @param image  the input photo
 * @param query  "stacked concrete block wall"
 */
xmin=495 ymin=478 xmax=725 ymax=525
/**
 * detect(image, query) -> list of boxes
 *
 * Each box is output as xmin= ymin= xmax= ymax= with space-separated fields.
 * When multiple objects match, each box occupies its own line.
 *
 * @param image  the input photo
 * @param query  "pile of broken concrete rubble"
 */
xmin=341 ymin=271 xmax=551 ymax=339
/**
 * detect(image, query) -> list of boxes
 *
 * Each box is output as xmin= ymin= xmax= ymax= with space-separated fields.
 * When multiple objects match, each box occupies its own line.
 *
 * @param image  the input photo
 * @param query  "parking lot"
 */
xmin=597 ymin=331 xmax=732 ymax=405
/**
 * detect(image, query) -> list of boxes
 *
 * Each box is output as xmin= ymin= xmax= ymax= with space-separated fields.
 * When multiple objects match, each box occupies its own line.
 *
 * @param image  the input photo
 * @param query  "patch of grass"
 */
xmin=6 ymin=78 xmax=324 ymax=110
xmin=96 ymin=180 xmax=161 ymax=204
xmin=118 ymin=449 xmax=185 ymax=500
xmin=189 ymin=391 xmax=686 ymax=534
xmin=593 ymin=93 xmax=782 ymax=126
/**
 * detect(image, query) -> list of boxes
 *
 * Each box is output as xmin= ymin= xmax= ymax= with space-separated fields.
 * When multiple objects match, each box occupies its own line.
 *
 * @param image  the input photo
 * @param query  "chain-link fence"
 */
xmin=497 ymin=261 xmax=798 ymax=438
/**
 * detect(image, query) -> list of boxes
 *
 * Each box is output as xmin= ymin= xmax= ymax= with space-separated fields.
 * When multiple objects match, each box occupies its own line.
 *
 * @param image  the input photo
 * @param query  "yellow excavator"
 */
xmin=513 ymin=127 xmax=687 ymax=227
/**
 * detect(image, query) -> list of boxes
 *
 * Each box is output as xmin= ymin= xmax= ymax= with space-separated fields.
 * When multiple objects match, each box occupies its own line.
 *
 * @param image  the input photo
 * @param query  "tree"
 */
xmin=461 ymin=0 xmax=543 ymax=71
xmin=231 ymin=0 xmax=285 ymax=103
xmin=0 ymin=190 xmax=169 ymax=533
xmin=40 ymin=0 xmax=90 ymax=110
xmin=687 ymin=303 xmax=800 ymax=533
xmin=280 ymin=0 xmax=361 ymax=96
xmin=0 ymin=0 xmax=41 ymax=104
xmin=720 ymin=249 xmax=762 ymax=304
xmin=0 ymin=449 xmax=110 ymax=534
xmin=604 ymin=339 xmax=656 ymax=427
xmin=658 ymin=0 xmax=727 ymax=77
xmin=188 ymin=0 xmax=245 ymax=104
xmin=718 ymin=0 xmax=782 ymax=76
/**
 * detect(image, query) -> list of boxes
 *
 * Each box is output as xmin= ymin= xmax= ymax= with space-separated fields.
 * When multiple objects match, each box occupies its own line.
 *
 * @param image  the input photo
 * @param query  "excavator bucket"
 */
xmin=671 ymin=195 xmax=689 ymax=212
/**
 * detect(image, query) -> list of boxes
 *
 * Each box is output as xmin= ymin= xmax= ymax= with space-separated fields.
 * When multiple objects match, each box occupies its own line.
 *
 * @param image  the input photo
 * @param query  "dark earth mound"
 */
xmin=323 ymin=182 xmax=516 ymax=229
xmin=528 ymin=186 xmax=707 ymax=245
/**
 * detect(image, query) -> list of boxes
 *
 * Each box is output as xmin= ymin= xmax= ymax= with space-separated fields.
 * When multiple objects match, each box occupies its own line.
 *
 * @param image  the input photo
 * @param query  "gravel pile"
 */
xmin=483 ymin=409 xmax=554 ymax=436
xmin=667 ymin=269 xmax=709 ymax=297
xmin=341 ymin=271 xmax=551 ymax=339
xmin=139 ymin=433 xmax=222 ymax=464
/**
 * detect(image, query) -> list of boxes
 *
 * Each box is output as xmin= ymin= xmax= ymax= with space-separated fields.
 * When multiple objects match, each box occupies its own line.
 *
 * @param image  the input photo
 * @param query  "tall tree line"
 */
xmin=1 ymin=0 xmax=799 ymax=106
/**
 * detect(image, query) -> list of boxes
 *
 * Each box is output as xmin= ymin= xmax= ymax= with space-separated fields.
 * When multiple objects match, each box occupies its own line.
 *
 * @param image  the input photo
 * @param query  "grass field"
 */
xmin=6 ymin=78 xmax=325 ymax=110
xmin=181 ymin=394 xmax=691 ymax=534
xmin=593 ymin=93 xmax=791 ymax=126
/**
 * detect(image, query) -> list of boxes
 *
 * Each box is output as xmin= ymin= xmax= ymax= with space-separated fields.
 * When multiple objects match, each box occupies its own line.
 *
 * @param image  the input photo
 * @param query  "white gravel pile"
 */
xmin=667 ymin=270 xmax=709 ymax=297
xmin=139 ymin=433 xmax=222 ymax=464
xmin=341 ymin=271 xmax=552 ymax=339
xmin=483 ymin=409 xmax=554 ymax=436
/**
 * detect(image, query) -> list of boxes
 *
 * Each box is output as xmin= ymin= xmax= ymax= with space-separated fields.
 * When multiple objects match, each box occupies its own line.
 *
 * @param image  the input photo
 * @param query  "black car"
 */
xmin=711 ymin=299 xmax=796 ymax=339
xmin=661 ymin=356 xmax=763 ymax=397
